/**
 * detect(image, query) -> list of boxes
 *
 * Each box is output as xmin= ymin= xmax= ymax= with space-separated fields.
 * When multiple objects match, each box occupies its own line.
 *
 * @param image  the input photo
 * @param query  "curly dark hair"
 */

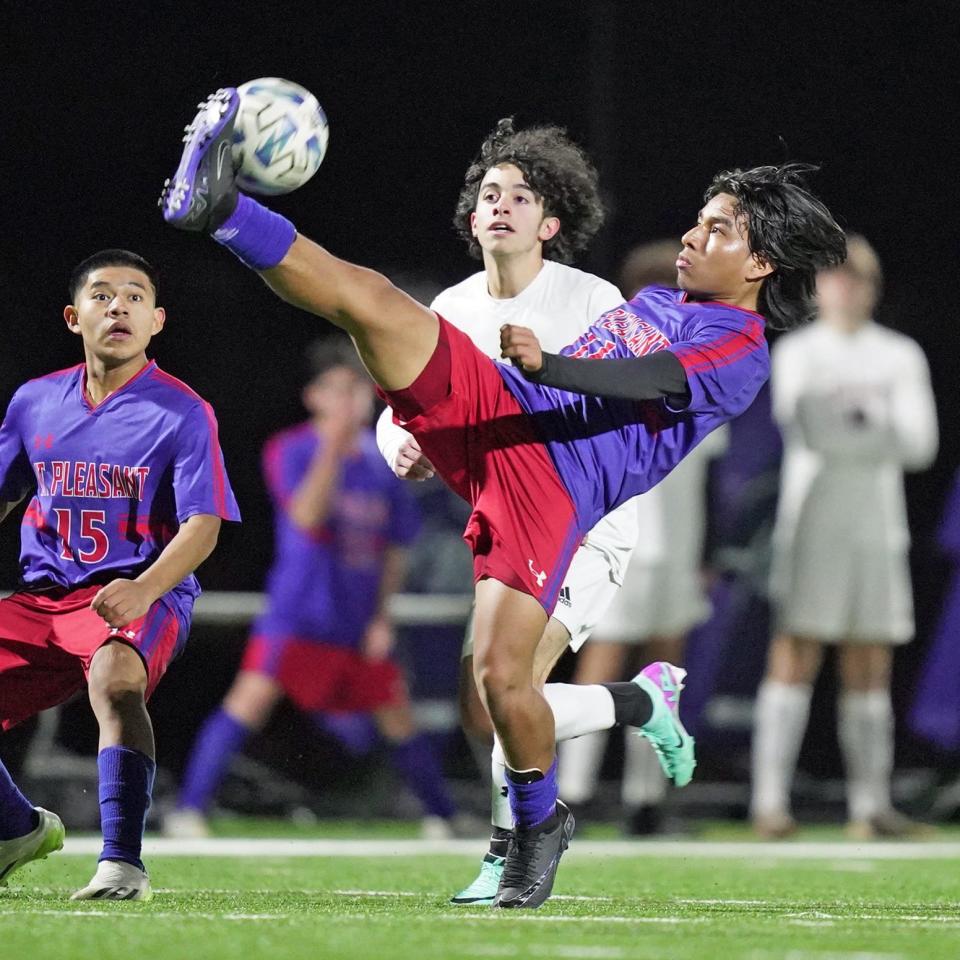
xmin=454 ymin=118 xmax=605 ymax=264
xmin=705 ymin=163 xmax=847 ymax=330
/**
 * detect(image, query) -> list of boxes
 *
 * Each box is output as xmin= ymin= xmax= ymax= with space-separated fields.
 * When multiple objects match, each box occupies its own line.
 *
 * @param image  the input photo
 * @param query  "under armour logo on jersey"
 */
xmin=33 ymin=434 xmax=54 ymax=450
xmin=500 ymin=786 xmax=509 ymax=799
xmin=528 ymin=560 xmax=547 ymax=588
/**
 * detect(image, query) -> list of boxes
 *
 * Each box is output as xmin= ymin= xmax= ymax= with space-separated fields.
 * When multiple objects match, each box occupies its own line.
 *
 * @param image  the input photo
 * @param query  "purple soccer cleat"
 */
xmin=160 ymin=87 xmax=240 ymax=232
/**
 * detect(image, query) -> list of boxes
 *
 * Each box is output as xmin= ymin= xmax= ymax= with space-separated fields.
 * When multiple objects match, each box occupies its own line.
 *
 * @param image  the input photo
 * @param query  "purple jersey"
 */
xmin=0 ymin=361 xmax=240 ymax=603
xmin=497 ymin=286 xmax=770 ymax=532
xmin=256 ymin=423 xmax=420 ymax=648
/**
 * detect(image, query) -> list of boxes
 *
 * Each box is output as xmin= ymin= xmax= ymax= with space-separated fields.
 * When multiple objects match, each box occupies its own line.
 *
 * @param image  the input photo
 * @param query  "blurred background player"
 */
xmin=376 ymin=117 xmax=644 ymax=902
xmin=0 ymin=249 xmax=238 ymax=900
xmin=167 ymin=337 xmax=460 ymax=837
xmin=558 ymin=242 xmax=726 ymax=835
xmin=751 ymin=235 xmax=938 ymax=839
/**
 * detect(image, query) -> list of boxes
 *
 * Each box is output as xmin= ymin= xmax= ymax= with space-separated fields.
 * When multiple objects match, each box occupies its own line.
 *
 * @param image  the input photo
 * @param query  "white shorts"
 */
xmin=461 ymin=536 xmax=626 ymax=658
xmin=592 ymin=560 xmax=710 ymax=644
xmin=770 ymin=537 xmax=914 ymax=644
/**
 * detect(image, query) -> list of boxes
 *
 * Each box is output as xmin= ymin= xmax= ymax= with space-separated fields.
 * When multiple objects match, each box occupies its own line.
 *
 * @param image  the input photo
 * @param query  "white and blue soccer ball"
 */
xmin=232 ymin=77 xmax=329 ymax=196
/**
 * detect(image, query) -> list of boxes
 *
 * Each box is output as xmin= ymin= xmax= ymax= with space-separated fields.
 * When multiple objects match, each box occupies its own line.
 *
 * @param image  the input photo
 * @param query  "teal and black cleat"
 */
xmin=450 ymin=854 xmax=505 ymax=906
xmin=633 ymin=662 xmax=696 ymax=787
xmin=0 ymin=807 xmax=65 ymax=887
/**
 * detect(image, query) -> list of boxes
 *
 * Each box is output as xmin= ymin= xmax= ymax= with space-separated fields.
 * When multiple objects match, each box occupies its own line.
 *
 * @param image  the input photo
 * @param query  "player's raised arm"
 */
xmin=500 ymin=323 xmax=690 ymax=405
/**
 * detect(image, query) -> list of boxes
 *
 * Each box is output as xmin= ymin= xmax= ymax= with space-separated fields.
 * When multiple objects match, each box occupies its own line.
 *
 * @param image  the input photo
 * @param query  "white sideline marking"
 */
xmin=0 ymin=908 xmax=283 ymax=921
xmin=57 ymin=836 xmax=960 ymax=859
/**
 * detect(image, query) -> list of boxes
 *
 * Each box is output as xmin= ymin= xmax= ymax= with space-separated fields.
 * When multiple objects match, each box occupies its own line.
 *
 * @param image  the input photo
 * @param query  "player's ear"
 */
xmin=63 ymin=305 xmax=81 ymax=335
xmin=469 ymin=211 xmax=478 ymax=238
xmin=539 ymin=216 xmax=560 ymax=243
xmin=151 ymin=307 xmax=166 ymax=335
xmin=747 ymin=252 xmax=774 ymax=282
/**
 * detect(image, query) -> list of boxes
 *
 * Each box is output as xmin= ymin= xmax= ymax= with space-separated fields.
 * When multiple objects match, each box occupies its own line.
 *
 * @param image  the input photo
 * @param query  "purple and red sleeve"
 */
xmin=667 ymin=315 xmax=769 ymax=416
xmin=172 ymin=402 xmax=241 ymax=522
xmin=0 ymin=389 xmax=35 ymax=503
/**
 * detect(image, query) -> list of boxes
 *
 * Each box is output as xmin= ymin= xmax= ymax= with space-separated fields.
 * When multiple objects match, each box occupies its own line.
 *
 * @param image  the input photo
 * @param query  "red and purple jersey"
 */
xmin=0 ymin=360 xmax=240 ymax=602
xmin=256 ymin=423 xmax=420 ymax=648
xmin=497 ymin=285 xmax=770 ymax=532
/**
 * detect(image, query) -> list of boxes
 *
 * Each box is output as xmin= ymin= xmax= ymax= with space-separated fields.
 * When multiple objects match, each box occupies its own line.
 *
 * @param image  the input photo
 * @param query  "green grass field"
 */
xmin=3 ymin=823 xmax=959 ymax=960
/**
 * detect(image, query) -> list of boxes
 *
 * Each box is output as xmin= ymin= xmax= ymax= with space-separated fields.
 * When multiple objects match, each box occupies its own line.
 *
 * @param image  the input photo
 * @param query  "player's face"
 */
xmin=470 ymin=164 xmax=560 ymax=258
xmin=676 ymin=194 xmax=771 ymax=299
xmin=304 ymin=366 xmax=374 ymax=428
xmin=816 ymin=266 xmax=876 ymax=326
xmin=64 ymin=266 xmax=165 ymax=364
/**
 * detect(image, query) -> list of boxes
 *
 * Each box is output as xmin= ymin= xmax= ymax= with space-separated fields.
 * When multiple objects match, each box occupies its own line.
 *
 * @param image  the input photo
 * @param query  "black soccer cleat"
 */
xmin=160 ymin=87 xmax=240 ymax=233
xmin=493 ymin=800 xmax=575 ymax=909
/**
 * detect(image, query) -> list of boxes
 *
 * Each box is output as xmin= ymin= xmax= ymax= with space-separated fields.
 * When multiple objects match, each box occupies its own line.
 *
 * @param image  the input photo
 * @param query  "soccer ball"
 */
xmin=232 ymin=77 xmax=329 ymax=195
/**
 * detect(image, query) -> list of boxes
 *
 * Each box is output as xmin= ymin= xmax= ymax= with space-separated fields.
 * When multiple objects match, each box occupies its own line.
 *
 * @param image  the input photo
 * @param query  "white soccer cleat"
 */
xmin=161 ymin=807 xmax=211 ymax=839
xmin=0 ymin=807 xmax=65 ymax=886
xmin=71 ymin=859 xmax=152 ymax=901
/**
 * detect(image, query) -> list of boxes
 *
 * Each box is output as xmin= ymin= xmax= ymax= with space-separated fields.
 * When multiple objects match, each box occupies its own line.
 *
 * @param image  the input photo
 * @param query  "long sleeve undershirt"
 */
xmin=522 ymin=350 xmax=691 ymax=407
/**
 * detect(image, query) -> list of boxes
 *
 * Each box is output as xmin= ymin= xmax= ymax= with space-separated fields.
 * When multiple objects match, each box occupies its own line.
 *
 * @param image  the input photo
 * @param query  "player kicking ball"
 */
xmin=0 ymin=250 xmax=240 ymax=899
xmin=161 ymin=88 xmax=845 ymax=908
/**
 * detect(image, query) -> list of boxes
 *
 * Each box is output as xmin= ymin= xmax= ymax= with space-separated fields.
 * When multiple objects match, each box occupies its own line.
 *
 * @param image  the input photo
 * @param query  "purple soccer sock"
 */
xmin=212 ymin=193 xmax=297 ymax=270
xmin=506 ymin=758 xmax=558 ymax=832
xmin=0 ymin=758 xmax=37 ymax=840
xmin=389 ymin=734 xmax=457 ymax=820
xmin=97 ymin=746 xmax=156 ymax=870
xmin=177 ymin=708 xmax=251 ymax=813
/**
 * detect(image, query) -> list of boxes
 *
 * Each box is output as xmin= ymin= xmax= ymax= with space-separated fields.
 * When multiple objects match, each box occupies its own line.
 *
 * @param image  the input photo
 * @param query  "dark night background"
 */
xmin=1 ymin=1 xmax=958 ymax=782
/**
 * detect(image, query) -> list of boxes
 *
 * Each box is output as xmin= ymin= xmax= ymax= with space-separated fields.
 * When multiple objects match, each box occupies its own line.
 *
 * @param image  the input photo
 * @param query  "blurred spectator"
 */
xmin=751 ymin=235 xmax=938 ymax=838
xmin=165 ymin=337 xmax=461 ymax=838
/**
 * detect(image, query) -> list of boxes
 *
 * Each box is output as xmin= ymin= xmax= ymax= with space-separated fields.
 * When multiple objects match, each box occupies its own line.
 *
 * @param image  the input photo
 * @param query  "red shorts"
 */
xmin=241 ymin=633 xmax=408 ymax=713
xmin=380 ymin=315 xmax=583 ymax=614
xmin=0 ymin=585 xmax=186 ymax=731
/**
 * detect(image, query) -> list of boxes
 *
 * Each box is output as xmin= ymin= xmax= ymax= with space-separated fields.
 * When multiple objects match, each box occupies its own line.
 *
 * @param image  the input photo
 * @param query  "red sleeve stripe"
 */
xmin=200 ymin=400 xmax=229 ymax=518
xmin=151 ymin=368 xmax=231 ymax=519
xmin=673 ymin=323 xmax=765 ymax=374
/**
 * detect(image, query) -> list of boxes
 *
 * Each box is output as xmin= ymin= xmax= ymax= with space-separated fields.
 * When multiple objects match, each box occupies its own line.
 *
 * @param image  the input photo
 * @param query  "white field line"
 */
xmin=57 ymin=837 xmax=960 ymax=860
xmin=0 ymin=908 xmax=285 ymax=921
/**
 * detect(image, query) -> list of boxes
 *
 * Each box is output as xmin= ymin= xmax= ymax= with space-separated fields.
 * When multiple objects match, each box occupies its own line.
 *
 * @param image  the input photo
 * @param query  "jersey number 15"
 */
xmin=54 ymin=509 xmax=109 ymax=563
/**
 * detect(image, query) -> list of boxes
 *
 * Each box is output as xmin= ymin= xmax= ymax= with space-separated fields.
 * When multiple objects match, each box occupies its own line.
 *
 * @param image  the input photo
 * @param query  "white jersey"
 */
xmin=770 ymin=319 xmax=938 ymax=557
xmin=376 ymin=259 xmax=638 ymax=583
xmin=768 ymin=318 xmax=937 ymax=642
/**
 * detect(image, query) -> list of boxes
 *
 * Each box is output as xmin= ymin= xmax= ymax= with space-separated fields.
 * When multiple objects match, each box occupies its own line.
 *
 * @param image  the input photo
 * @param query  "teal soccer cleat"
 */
xmin=633 ymin=662 xmax=696 ymax=787
xmin=450 ymin=854 xmax=505 ymax=905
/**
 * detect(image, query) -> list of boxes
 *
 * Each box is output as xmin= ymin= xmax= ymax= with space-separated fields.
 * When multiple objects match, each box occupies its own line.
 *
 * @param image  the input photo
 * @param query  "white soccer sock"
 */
xmin=558 ymin=732 xmax=608 ymax=804
xmin=621 ymin=732 xmax=666 ymax=808
xmin=838 ymin=689 xmax=894 ymax=822
xmin=490 ymin=738 xmax=512 ymax=830
xmin=750 ymin=680 xmax=813 ymax=817
xmin=543 ymin=683 xmax=616 ymax=741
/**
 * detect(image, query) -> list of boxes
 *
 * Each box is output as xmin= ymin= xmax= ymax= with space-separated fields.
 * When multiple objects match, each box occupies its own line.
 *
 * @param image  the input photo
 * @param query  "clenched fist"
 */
xmin=500 ymin=324 xmax=544 ymax=373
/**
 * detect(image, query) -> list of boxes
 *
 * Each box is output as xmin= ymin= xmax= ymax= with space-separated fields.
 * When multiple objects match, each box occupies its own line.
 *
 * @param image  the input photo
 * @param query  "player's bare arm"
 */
xmin=91 ymin=513 xmax=221 ymax=629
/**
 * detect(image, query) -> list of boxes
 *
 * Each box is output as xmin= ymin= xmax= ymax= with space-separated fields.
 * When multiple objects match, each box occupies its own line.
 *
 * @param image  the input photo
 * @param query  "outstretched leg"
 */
xmin=161 ymin=88 xmax=438 ymax=393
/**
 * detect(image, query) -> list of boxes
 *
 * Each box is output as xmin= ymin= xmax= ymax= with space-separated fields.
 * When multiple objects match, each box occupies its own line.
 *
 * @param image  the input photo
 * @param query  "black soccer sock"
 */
xmin=602 ymin=682 xmax=654 ymax=728
xmin=487 ymin=826 xmax=513 ymax=860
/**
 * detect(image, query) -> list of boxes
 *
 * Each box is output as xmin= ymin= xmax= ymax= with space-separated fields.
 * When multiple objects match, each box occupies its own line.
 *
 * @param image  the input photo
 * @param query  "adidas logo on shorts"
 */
xmin=557 ymin=586 xmax=572 ymax=607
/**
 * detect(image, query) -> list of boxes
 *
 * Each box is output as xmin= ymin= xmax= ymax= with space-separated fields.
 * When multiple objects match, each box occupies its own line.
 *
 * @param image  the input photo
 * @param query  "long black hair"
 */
xmin=706 ymin=164 xmax=846 ymax=330
xmin=454 ymin=118 xmax=605 ymax=264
